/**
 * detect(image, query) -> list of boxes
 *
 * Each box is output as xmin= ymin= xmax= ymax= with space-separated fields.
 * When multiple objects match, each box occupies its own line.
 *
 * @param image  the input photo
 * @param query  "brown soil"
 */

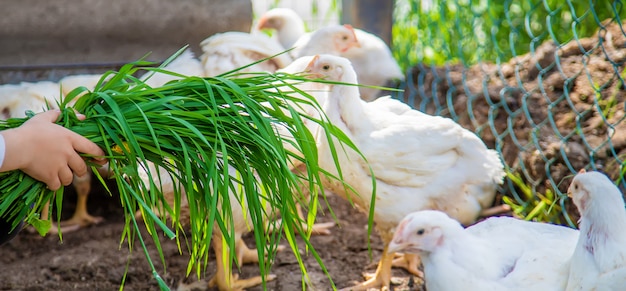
xmin=1 ymin=21 xmax=625 ymax=291
xmin=0 ymin=179 xmax=422 ymax=291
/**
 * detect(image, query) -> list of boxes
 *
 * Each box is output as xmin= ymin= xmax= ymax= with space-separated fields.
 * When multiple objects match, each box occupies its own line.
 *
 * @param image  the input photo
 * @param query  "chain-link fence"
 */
xmin=392 ymin=0 xmax=626 ymax=226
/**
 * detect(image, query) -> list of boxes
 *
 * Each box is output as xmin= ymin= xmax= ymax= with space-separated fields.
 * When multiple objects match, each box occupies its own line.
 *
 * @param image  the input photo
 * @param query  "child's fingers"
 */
xmin=68 ymin=153 xmax=88 ymax=178
xmin=46 ymin=177 xmax=62 ymax=191
xmin=69 ymin=132 xmax=105 ymax=159
xmin=71 ymin=108 xmax=86 ymax=121
xmin=59 ymin=167 xmax=74 ymax=187
xmin=34 ymin=109 xmax=62 ymax=123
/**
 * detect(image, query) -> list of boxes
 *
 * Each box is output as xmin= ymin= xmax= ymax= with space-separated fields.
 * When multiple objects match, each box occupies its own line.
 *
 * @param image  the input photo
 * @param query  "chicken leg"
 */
xmin=479 ymin=204 xmax=511 ymax=218
xmin=208 ymin=232 xmax=277 ymax=291
xmin=39 ymin=172 xmax=103 ymax=234
xmin=62 ymin=173 xmax=103 ymax=227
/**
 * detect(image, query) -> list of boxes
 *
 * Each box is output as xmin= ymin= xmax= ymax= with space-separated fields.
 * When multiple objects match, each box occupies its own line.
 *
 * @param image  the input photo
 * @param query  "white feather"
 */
xmin=200 ymin=31 xmax=292 ymax=77
xmin=141 ymin=49 xmax=204 ymax=87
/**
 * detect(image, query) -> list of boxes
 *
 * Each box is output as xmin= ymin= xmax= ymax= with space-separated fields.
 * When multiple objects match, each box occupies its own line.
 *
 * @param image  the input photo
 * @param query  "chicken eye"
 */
xmin=574 ymin=184 xmax=578 ymax=190
xmin=342 ymin=35 xmax=348 ymax=41
xmin=322 ymin=65 xmax=331 ymax=70
xmin=416 ymin=229 xmax=425 ymax=236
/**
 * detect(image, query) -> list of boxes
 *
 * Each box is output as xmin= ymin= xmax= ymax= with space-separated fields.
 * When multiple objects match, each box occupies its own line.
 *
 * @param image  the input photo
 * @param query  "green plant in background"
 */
xmin=597 ymin=67 xmax=626 ymax=122
xmin=502 ymin=171 xmax=568 ymax=225
xmin=391 ymin=0 xmax=626 ymax=72
xmin=392 ymin=0 xmax=420 ymax=71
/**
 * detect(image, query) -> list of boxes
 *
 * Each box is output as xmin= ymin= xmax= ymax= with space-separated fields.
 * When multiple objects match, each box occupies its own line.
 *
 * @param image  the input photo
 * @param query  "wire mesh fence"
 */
xmin=392 ymin=0 xmax=626 ymax=226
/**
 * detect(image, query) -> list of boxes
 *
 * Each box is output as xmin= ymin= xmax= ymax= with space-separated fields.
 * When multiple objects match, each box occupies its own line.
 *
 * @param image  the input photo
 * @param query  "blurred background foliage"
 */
xmin=392 ymin=0 xmax=626 ymax=71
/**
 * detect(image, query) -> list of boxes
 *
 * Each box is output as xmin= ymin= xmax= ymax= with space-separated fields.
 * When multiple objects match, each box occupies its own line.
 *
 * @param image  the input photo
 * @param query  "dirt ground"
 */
xmin=0 ymin=179 xmax=422 ymax=291
xmin=1 ymin=21 xmax=625 ymax=291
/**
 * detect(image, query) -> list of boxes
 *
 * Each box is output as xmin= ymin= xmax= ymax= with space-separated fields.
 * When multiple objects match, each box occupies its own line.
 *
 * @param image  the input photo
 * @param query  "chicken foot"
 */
xmin=208 ymin=232 xmax=277 ymax=291
xmin=339 ymin=243 xmax=394 ymax=291
xmin=295 ymin=203 xmax=336 ymax=235
xmin=267 ymin=203 xmax=336 ymax=236
xmin=391 ymin=253 xmax=424 ymax=277
xmin=235 ymin=236 xmax=286 ymax=265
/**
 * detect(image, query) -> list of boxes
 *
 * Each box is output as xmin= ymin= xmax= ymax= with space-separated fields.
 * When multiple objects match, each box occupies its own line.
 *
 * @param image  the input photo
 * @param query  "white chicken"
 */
xmin=388 ymin=210 xmax=579 ymax=291
xmin=298 ymin=54 xmax=505 ymax=290
xmin=199 ymin=31 xmax=292 ymax=77
xmin=257 ymin=8 xmax=405 ymax=101
xmin=294 ymin=24 xmax=362 ymax=59
xmin=255 ymin=8 xmax=307 ymax=50
xmin=140 ymin=49 xmax=205 ymax=88
xmin=341 ymin=28 xmax=405 ymax=101
xmin=566 ymin=170 xmax=626 ymax=291
xmin=0 ymin=81 xmax=60 ymax=119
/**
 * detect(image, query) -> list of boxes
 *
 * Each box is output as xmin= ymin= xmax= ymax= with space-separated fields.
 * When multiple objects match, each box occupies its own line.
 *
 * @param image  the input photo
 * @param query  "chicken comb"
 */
xmin=343 ymin=24 xmax=358 ymax=38
xmin=342 ymin=24 xmax=360 ymax=48
xmin=304 ymin=55 xmax=321 ymax=71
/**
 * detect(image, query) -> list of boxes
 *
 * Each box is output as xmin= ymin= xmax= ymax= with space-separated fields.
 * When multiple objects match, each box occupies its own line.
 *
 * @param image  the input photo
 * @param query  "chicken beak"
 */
xmin=567 ymin=169 xmax=586 ymax=198
xmin=387 ymin=240 xmax=408 ymax=254
xmin=388 ymin=221 xmax=409 ymax=254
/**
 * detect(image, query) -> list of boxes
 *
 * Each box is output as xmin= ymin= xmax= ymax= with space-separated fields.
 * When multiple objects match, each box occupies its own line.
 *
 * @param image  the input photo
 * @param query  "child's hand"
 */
xmin=0 ymin=110 xmax=105 ymax=190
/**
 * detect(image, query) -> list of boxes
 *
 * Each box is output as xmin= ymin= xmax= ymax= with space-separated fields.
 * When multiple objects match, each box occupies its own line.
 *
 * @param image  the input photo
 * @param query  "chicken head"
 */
xmin=388 ymin=210 xmax=454 ymax=254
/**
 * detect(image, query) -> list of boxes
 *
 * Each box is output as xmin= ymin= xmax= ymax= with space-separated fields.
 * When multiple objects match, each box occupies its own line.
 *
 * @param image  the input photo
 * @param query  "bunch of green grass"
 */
xmin=0 ymin=51 xmax=371 ymax=290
